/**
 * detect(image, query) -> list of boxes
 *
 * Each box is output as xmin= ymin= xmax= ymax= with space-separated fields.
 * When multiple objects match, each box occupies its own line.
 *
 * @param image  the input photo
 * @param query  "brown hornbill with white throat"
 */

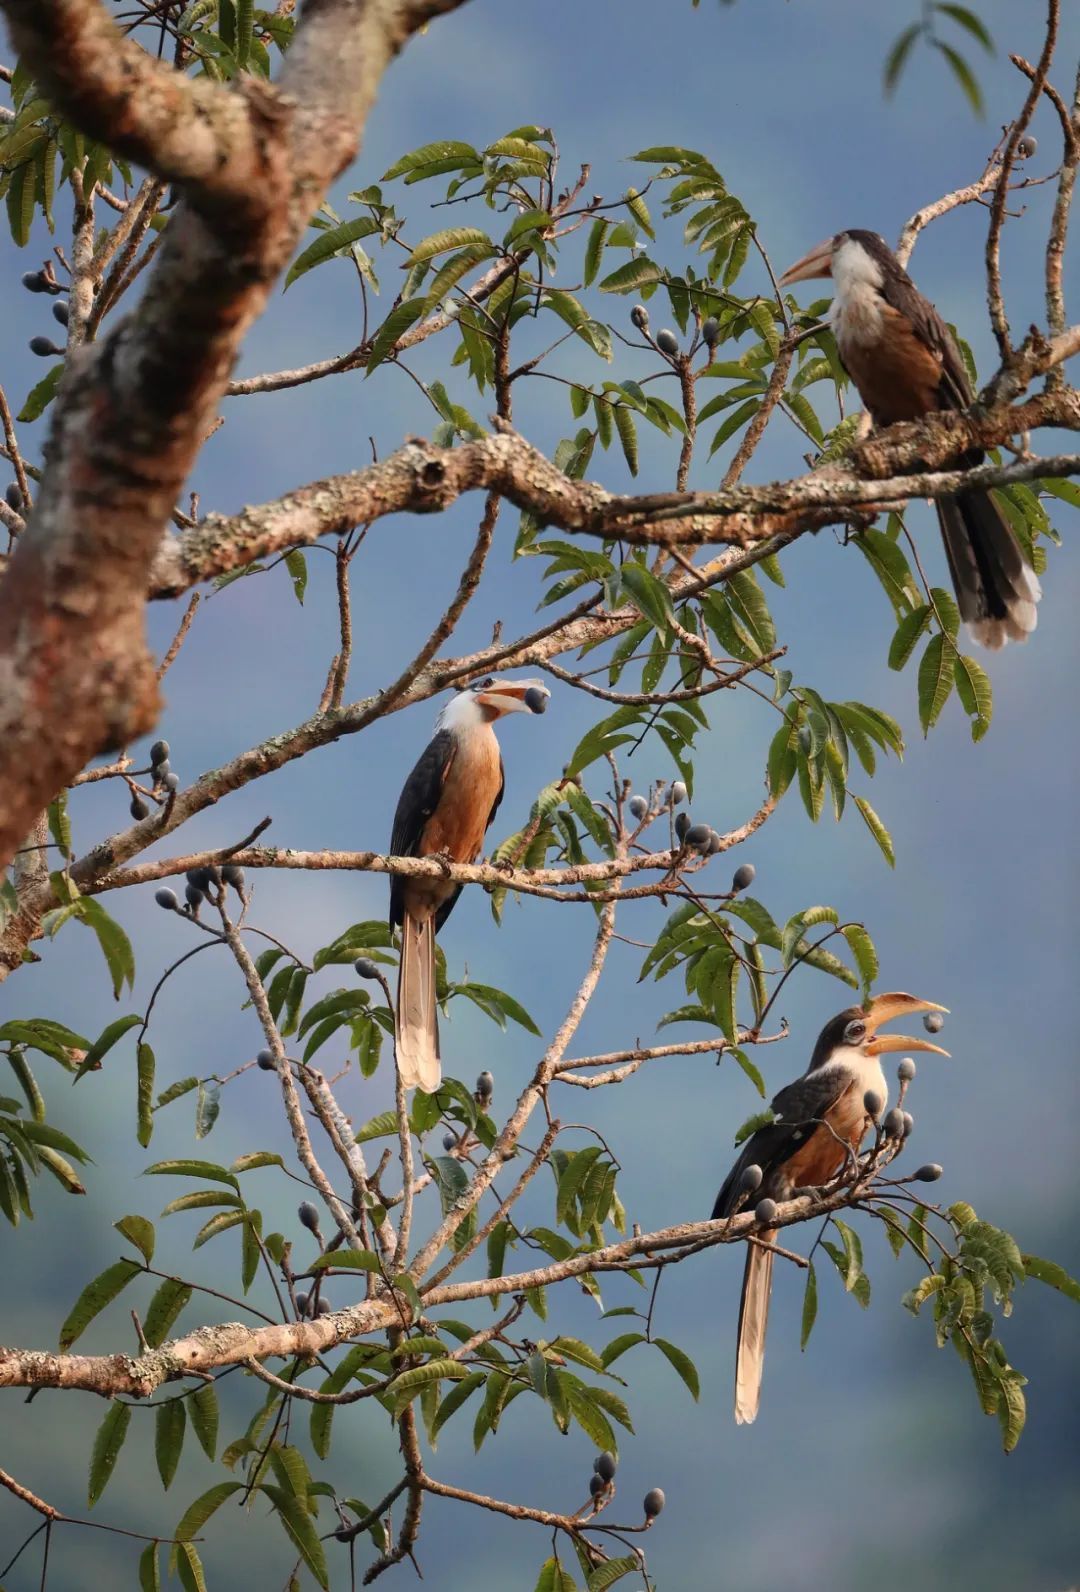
xmin=713 ymin=992 xmax=948 ymax=1425
xmin=389 ymin=675 xmax=550 ymax=1093
xmin=780 ymin=230 xmax=1040 ymax=649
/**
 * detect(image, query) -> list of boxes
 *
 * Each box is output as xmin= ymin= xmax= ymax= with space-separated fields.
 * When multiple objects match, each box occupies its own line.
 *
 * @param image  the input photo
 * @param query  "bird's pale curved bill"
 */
xmin=862 ymin=992 xmax=949 ymax=1056
xmin=866 ymin=1033 xmax=950 ymax=1058
xmin=478 ymin=679 xmax=550 ymax=715
xmin=778 ymin=238 xmax=834 ymax=286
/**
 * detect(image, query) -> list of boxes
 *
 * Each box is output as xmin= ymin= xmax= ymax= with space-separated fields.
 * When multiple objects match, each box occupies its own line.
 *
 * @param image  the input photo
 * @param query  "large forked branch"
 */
xmin=150 ymin=379 xmax=1080 ymax=596
xmin=0 ymin=0 xmax=470 ymax=870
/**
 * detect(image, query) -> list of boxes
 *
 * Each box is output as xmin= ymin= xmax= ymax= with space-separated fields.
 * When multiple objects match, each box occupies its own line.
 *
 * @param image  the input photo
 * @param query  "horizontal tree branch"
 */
xmin=150 ymin=387 xmax=1080 ymax=596
xmin=0 ymin=1181 xmax=883 ymax=1399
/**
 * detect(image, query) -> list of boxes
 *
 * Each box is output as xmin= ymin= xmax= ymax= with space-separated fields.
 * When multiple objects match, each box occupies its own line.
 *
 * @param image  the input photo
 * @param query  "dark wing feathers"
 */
xmin=389 ymin=730 xmax=455 ymax=927
xmin=712 ymin=1068 xmax=850 ymax=1218
xmin=878 ymin=269 xmax=974 ymax=418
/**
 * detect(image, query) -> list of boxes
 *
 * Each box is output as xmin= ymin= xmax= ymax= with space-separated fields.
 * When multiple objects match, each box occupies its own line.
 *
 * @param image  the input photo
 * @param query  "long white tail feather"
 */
xmin=735 ymin=1235 xmax=774 ymax=1425
xmin=396 ymin=913 xmax=440 ymax=1093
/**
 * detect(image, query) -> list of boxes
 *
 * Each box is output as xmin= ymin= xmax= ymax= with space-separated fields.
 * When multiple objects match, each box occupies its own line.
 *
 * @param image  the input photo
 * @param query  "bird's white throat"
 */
xmin=813 ymin=1042 xmax=888 ymax=1107
xmin=830 ymin=237 xmax=886 ymax=349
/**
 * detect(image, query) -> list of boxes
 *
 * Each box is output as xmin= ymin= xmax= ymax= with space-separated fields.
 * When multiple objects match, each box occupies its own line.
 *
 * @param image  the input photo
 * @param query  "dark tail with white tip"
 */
xmin=936 ymin=490 xmax=1040 ymax=650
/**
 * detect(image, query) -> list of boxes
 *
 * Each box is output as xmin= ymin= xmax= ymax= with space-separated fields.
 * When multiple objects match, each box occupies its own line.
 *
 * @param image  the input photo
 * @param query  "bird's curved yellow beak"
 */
xmin=863 ymin=991 xmax=950 ymax=1057
xmin=779 ymin=237 xmax=835 ymax=286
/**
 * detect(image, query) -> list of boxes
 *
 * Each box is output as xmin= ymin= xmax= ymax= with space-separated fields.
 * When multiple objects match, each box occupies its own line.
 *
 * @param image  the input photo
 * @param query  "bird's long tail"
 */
xmin=734 ymin=1234 xmax=774 ymax=1425
xmin=936 ymin=489 xmax=1041 ymax=649
xmin=396 ymin=912 xmax=441 ymax=1093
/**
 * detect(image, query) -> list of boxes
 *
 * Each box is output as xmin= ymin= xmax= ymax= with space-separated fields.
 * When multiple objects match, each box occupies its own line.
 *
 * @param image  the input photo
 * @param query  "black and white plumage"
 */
xmin=712 ymin=991 xmax=949 ymax=1425
xmin=389 ymin=675 xmax=549 ymax=1093
xmin=780 ymin=229 xmax=1041 ymax=649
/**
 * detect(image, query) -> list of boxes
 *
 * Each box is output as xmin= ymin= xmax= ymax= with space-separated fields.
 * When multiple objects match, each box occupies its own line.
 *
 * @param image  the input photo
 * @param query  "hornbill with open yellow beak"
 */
xmin=389 ymin=675 xmax=550 ymax=1093
xmin=780 ymin=230 xmax=1040 ymax=649
xmin=713 ymin=992 xmax=949 ymax=1425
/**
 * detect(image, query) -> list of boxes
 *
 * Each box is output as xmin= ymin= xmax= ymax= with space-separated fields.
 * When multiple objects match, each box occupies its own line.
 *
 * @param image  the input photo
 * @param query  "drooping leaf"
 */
xmin=88 ymin=1401 xmax=132 ymax=1506
xmin=60 ymin=1258 xmax=142 ymax=1349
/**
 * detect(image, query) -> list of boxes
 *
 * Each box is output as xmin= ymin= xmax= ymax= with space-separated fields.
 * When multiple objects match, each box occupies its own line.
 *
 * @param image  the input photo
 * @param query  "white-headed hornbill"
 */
xmin=713 ymin=992 xmax=949 ymax=1425
xmin=389 ymin=675 xmax=550 ymax=1093
xmin=780 ymin=229 xmax=1041 ymax=649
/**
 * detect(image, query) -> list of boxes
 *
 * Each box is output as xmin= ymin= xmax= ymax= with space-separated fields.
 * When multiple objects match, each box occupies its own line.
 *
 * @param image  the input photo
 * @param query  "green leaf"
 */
xmin=284 ymin=216 xmax=378 ymax=288
xmin=708 ymin=397 xmax=761 ymax=455
xmin=888 ymin=603 xmax=931 ymax=671
xmin=935 ymin=39 xmax=984 ymax=113
xmin=261 ymin=1482 xmax=330 ymax=1587
xmin=534 ymin=1557 xmax=580 ymax=1592
xmin=598 ymin=256 xmax=663 ymax=294
xmin=190 ymin=1380 xmax=219 ymax=1459
xmin=311 ymin=1247 xmax=381 ymax=1273
xmin=917 ymin=633 xmax=954 ymax=734
xmin=137 ymin=1042 xmax=155 ymax=1148
xmin=176 ymin=1544 xmax=208 ymax=1592
xmin=139 ymin=1543 xmax=161 ymax=1592
xmin=600 ymin=1331 xmax=645 ymax=1367
xmin=936 ymin=4 xmax=993 ymax=52
xmin=364 ymin=297 xmax=426 ymax=375
xmin=953 ymin=652 xmax=992 ymax=741
xmin=407 ymin=226 xmax=492 ymax=266
xmin=620 ymin=563 xmax=673 ymax=630
xmin=542 ymin=289 xmax=612 ymax=360
xmin=60 ymin=1258 xmax=141 ymax=1349
xmin=284 ymin=548 xmax=307 ymax=605
xmin=143 ymin=1278 xmax=193 ymax=1347
xmin=173 ymin=1482 xmax=243 ymax=1562
xmin=382 ymin=140 xmax=479 ymax=181
xmin=72 ymin=1012 xmax=140 ymax=1081
xmin=155 ymin=1398 xmax=186 ymax=1489
xmin=1022 ymin=1254 xmax=1080 ymax=1303
xmin=853 ymin=795 xmax=895 ymax=868
xmin=155 ymin=1076 xmax=198 ymax=1111
xmin=613 ymin=403 xmax=638 ymax=476
xmin=88 ymin=1401 xmax=131 ymax=1506
xmin=884 ymin=21 xmax=923 ymax=93
xmin=800 ymin=1259 xmax=819 ymax=1348
xmin=144 ymin=1158 xmax=238 ymax=1188
xmin=114 ymin=1213 xmax=155 ymax=1265
xmin=733 ymin=1107 xmax=775 ymax=1147
xmin=430 ymin=1370 xmax=486 ymax=1442
xmin=74 ymin=897 xmax=135 ymax=999
xmin=832 ymin=1219 xmax=864 ymax=1293
xmin=653 ymin=1337 xmax=699 ymax=1400
xmin=997 ymin=1372 xmax=1026 ymax=1452
xmin=841 ymin=923 xmax=878 ymax=998
xmin=582 ymin=218 xmax=609 ymax=287
xmin=587 ymin=1558 xmax=638 ymax=1590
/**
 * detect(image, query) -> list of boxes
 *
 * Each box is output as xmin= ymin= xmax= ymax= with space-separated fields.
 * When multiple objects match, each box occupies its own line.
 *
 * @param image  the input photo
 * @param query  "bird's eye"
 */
xmin=844 ymin=1019 xmax=866 ymax=1044
xmin=472 ymin=676 xmax=494 ymax=691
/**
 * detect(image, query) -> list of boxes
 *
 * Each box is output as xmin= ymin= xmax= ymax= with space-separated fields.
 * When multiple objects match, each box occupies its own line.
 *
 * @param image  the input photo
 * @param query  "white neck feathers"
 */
xmin=830 ymin=238 xmax=886 ymax=349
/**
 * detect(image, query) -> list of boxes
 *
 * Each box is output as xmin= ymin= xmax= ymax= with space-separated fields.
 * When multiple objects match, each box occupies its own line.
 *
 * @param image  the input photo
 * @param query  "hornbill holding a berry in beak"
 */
xmin=389 ymin=675 xmax=550 ymax=1093
xmin=713 ymin=992 xmax=949 ymax=1425
xmin=780 ymin=230 xmax=1041 ymax=648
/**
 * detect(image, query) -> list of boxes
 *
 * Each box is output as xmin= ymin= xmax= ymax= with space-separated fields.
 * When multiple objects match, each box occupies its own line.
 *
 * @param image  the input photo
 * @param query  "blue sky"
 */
xmin=1 ymin=2 xmax=1078 ymax=1588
